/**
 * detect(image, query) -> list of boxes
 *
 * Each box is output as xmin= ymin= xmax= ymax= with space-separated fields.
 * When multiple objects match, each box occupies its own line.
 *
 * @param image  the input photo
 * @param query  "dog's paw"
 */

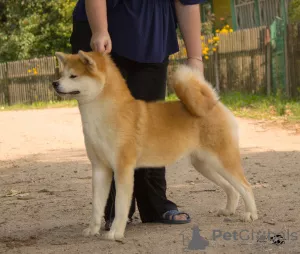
xmin=241 ymin=212 xmax=258 ymax=222
xmin=217 ymin=208 xmax=235 ymax=217
xmin=103 ymin=230 xmax=124 ymax=242
xmin=82 ymin=225 xmax=100 ymax=237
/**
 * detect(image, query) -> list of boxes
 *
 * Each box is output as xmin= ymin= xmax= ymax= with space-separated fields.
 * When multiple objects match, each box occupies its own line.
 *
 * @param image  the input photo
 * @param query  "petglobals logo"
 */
xmin=179 ymin=227 xmax=298 ymax=252
xmin=180 ymin=225 xmax=210 ymax=252
xmin=212 ymin=229 xmax=298 ymax=243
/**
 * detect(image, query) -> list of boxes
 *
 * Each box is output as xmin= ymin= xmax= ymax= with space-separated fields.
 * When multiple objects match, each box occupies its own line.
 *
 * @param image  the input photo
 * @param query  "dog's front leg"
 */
xmin=104 ymin=163 xmax=135 ymax=241
xmin=83 ymin=163 xmax=113 ymax=237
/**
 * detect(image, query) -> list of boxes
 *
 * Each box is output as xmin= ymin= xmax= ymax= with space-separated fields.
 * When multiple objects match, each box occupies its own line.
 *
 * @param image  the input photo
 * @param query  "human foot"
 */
xmin=161 ymin=210 xmax=191 ymax=224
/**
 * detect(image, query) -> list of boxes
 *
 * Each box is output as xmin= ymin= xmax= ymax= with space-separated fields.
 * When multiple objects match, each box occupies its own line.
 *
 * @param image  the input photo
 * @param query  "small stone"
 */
xmin=74 ymin=170 xmax=78 ymax=173
xmin=263 ymin=220 xmax=276 ymax=225
xmin=17 ymin=196 xmax=35 ymax=200
xmin=282 ymin=184 xmax=287 ymax=187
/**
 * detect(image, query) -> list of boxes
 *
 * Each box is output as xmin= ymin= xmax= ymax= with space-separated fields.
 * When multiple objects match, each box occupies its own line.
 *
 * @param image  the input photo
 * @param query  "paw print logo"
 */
xmin=270 ymin=234 xmax=285 ymax=245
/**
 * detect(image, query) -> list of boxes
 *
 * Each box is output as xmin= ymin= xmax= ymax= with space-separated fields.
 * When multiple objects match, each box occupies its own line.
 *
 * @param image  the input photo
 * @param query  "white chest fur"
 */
xmin=79 ymin=102 xmax=116 ymax=169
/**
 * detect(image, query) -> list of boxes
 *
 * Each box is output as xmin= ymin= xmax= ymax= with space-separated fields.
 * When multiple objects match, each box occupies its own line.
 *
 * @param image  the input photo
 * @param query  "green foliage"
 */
xmin=0 ymin=0 xmax=76 ymax=62
xmin=167 ymin=91 xmax=300 ymax=122
xmin=289 ymin=0 xmax=300 ymax=22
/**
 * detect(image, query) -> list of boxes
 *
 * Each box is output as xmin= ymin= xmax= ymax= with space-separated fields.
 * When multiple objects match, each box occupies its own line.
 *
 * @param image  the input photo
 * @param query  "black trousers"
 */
xmin=70 ymin=21 xmax=178 ymax=222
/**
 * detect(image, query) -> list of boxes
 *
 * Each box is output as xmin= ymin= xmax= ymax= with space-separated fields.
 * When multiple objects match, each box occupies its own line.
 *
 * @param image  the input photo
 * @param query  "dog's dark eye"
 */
xmin=70 ymin=74 xmax=77 ymax=79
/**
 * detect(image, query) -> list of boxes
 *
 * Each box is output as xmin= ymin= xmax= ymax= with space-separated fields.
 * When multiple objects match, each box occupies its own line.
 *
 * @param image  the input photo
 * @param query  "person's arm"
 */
xmin=85 ymin=0 xmax=112 ymax=53
xmin=174 ymin=0 xmax=203 ymax=71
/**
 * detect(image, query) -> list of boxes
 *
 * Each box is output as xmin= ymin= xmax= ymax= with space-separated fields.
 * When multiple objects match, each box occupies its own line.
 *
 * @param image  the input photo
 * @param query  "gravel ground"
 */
xmin=0 ymin=107 xmax=300 ymax=254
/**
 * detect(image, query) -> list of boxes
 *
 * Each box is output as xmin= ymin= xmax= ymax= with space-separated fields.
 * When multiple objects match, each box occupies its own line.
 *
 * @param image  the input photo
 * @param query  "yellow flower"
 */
xmin=204 ymin=56 xmax=209 ymax=60
xmin=225 ymin=25 xmax=230 ymax=29
xmin=182 ymin=48 xmax=187 ymax=57
xmin=201 ymin=36 xmax=204 ymax=40
xmin=229 ymin=29 xmax=233 ymax=33
xmin=213 ymin=36 xmax=220 ymax=41
xmin=208 ymin=39 xmax=213 ymax=44
xmin=33 ymin=70 xmax=38 ymax=75
xmin=216 ymin=29 xmax=220 ymax=33
xmin=28 ymin=69 xmax=32 ymax=73
xmin=212 ymin=48 xmax=217 ymax=52
xmin=204 ymin=47 xmax=209 ymax=51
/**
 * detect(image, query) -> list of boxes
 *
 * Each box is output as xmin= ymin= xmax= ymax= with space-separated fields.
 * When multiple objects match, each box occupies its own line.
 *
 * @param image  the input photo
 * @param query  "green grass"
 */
xmin=167 ymin=91 xmax=300 ymax=123
xmin=0 ymin=100 xmax=78 ymax=111
xmin=219 ymin=91 xmax=300 ymax=122
xmin=1 ymin=92 xmax=300 ymax=123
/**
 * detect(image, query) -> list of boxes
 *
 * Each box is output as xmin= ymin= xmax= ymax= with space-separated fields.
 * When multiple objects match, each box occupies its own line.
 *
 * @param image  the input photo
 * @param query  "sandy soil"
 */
xmin=0 ymin=107 xmax=300 ymax=254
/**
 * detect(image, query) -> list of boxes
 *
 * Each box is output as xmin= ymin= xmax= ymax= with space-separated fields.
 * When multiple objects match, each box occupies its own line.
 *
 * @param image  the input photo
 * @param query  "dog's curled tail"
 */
xmin=172 ymin=65 xmax=219 ymax=117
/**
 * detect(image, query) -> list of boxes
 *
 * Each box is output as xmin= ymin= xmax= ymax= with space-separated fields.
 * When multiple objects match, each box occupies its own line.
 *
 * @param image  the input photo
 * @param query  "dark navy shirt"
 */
xmin=73 ymin=0 xmax=203 ymax=63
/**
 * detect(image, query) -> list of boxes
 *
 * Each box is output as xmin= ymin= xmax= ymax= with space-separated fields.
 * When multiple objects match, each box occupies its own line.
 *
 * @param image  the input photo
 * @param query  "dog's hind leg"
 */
xmin=191 ymin=150 xmax=258 ymax=222
xmin=194 ymin=149 xmax=257 ymax=222
xmin=83 ymin=164 xmax=113 ymax=236
xmin=190 ymin=151 xmax=240 ymax=216
xmin=217 ymin=156 xmax=258 ymax=222
xmin=222 ymin=170 xmax=258 ymax=222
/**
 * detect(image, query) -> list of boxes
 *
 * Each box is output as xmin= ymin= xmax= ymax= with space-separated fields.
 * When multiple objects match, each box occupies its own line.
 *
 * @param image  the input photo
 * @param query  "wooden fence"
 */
xmin=0 ymin=57 xmax=60 ymax=105
xmin=287 ymin=23 xmax=300 ymax=98
xmin=0 ymin=25 xmax=299 ymax=106
xmin=169 ymin=26 xmax=268 ymax=94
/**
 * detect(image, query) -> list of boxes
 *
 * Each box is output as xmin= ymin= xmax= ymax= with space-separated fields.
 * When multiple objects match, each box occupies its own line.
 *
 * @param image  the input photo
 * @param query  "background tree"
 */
xmin=0 ymin=0 xmax=76 ymax=62
xmin=289 ymin=0 xmax=300 ymax=22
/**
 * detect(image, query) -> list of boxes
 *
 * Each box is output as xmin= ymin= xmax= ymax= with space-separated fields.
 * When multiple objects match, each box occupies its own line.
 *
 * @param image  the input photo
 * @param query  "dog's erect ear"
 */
xmin=78 ymin=50 xmax=96 ymax=70
xmin=55 ymin=52 xmax=67 ymax=65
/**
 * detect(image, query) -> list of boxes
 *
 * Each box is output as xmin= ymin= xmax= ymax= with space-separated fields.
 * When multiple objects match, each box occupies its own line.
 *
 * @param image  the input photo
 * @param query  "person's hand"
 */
xmin=90 ymin=30 xmax=112 ymax=54
xmin=187 ymin=57 xmax=204 ymax=73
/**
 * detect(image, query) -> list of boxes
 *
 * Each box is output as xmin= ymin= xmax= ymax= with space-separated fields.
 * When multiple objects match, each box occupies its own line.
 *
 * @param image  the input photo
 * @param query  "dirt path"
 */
xmin=0 ymin=108 xmax=300 ymax=254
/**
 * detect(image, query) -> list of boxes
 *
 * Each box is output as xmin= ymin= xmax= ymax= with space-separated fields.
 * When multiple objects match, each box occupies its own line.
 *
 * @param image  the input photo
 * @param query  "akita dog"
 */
xmin=52 ymin=50 xmax=258 ymax=241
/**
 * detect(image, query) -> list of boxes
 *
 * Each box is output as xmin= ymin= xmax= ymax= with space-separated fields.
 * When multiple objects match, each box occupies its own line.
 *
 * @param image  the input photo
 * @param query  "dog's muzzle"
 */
xmin=52 ymin=81 xmax=80 ymax=95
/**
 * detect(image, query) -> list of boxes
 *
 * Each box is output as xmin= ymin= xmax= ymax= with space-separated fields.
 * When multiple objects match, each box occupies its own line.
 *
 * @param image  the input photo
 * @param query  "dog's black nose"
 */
xmin=52 ymin=81 xmax=59 ymax=88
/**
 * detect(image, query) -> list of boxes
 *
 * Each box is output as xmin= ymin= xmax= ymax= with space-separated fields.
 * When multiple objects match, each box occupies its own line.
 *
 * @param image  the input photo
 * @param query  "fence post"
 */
xmin=54 ymin=63 xmax=62 ymax=101
xmin=3 ymin=63 xmax=11 ymax=106
xmin=214 ymin=51 xmax=220 ymax=92
xmin=265 ymin=27 xmax=272 ymax=96
xmin=284 ymin=25 xmax=290 ymax=98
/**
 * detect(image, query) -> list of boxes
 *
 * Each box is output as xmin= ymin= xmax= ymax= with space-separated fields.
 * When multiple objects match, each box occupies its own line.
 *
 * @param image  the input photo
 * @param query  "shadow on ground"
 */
xmin=0 ymin=148 xmax=300 ymax=253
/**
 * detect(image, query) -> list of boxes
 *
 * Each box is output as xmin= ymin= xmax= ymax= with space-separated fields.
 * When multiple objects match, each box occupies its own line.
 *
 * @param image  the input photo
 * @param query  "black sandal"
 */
xmin=161 ymin=210 xmax=191 ymax=224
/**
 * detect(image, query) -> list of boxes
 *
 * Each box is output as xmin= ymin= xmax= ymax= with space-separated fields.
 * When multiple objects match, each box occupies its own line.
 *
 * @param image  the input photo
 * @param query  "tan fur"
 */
xmin=53 ymin=50 xmax=258 ymax=241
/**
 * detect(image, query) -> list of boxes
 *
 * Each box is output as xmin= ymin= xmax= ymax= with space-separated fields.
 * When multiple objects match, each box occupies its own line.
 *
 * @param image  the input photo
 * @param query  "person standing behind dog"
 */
xmin=70 ymin=0 xmax=204 ymax=228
